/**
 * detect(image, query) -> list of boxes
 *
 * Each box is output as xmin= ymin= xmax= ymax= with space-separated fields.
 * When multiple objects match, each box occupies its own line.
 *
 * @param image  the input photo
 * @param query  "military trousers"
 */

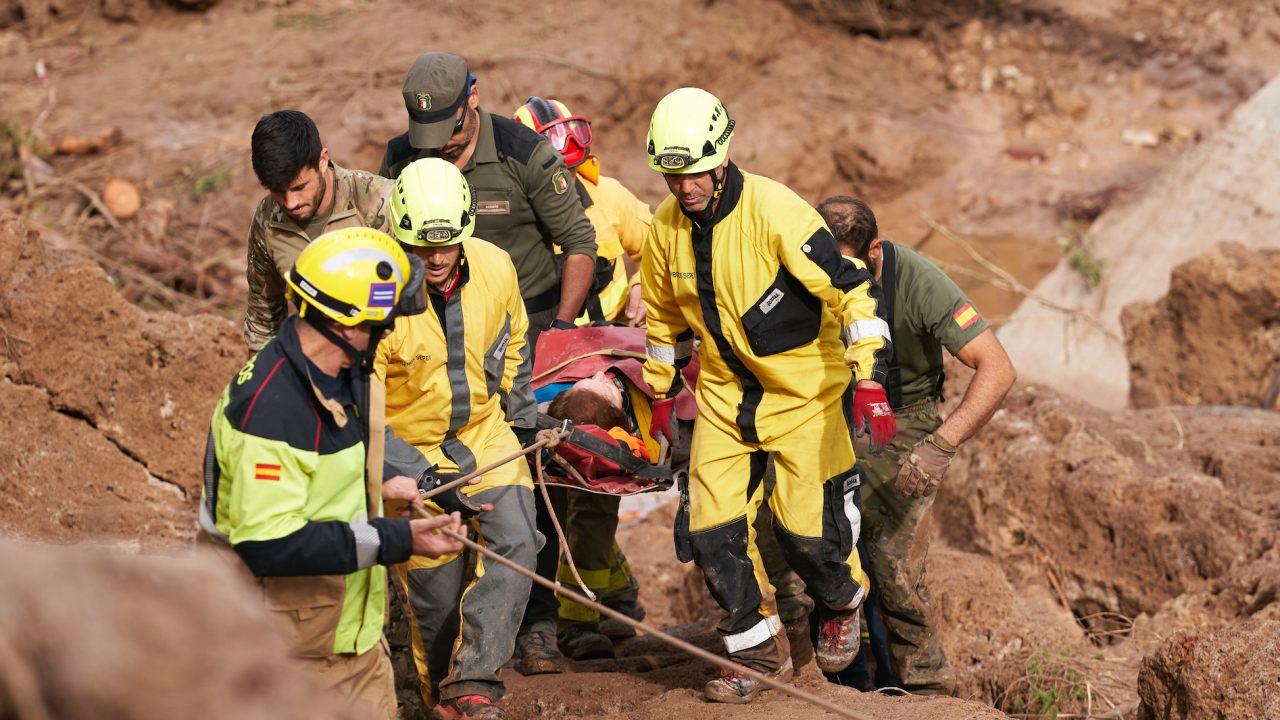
xmin=686 ymin=399 xmax=870 ymax=655
xmin=855 ymin=397 xmax=956 ymax=696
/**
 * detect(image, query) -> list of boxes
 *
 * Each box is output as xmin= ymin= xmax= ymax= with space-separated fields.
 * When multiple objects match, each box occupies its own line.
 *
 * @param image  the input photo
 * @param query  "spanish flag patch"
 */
xmin=254 ymin=463 xmax=281 ymax=481
xmin=953 ymin=303 xmax=980 ymax=330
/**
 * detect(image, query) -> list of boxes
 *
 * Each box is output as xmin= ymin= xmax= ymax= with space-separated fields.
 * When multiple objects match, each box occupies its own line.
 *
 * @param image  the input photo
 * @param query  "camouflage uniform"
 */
xmin=854 ymin=397 xmax=954 ymax=695
xmin=242 ymin=163 xmax=393 ymax=350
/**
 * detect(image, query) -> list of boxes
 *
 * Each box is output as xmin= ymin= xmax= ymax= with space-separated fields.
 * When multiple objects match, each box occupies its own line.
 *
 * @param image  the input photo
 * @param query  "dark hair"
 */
xmin=816 ymin=196 xmax=878 ymax=258
xmin=251 ymin=111 xmax=323 ymax=191
xmin=548 ymin=388 xmax=630 ymax=430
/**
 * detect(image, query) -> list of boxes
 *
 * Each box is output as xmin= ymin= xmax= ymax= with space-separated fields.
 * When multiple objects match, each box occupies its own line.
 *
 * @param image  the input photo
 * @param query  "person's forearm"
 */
xmin=557 ymin=253 xmax=595 ymax=324
xmin=936 ymin=362 xmax=1015 ymax=446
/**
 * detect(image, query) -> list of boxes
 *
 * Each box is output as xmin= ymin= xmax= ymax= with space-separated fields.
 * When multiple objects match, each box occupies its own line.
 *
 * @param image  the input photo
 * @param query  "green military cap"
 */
xmin=402 ymin=53 xmax=473 ymax=150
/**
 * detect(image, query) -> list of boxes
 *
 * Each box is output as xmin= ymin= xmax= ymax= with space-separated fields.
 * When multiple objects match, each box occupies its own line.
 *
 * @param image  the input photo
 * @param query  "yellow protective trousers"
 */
xmin=685 ymin=398 xmax=869 ymax=653
xmin=386 ymin=409 xmax=536 ymax=706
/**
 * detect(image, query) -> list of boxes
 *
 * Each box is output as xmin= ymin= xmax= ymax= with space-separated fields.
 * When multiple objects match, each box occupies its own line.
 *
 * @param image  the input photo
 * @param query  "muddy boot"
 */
xmin=815 ymin=604 xmax=861 ymax=673
xmin=558 ymin=622 xmax=614 ymax=660
xmin=599 ymin=599 xmax=645 ymax=641
xmin=434 ymin=694 xmax=507 ymax=720
xmin=704 ymin=630 xmax=794 ymax=704
xmin=516 ymin=631 xmax=565 ymax=675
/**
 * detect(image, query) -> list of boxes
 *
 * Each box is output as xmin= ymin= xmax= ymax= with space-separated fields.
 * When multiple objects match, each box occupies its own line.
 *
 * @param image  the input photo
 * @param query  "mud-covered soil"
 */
xmin=4 ymin=0 xmax=1280 ymax=324
xmin=0 ymin=211 xmax=242 ymax=548
xmin=1124 ymin=242 xmax=1280 ymax=409
xmin=1 ymin=0 xmax=1279 ymax=718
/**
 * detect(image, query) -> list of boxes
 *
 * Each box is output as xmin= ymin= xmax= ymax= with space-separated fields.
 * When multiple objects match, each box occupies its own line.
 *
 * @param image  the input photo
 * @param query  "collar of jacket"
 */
xmin=276 ymin=315 xmax=366 ymax=427
xmin=462 ymin=108 xmax=499 ymax=171
xmin=267 ymin=162 xmax=361 ymax=233
xmin=576 ymin=155 xmax=601 ymax=185
xmin=425 ymin=245 xmax=472 ymax=297
xmin=679 ymin=160 xmax=743 ymax=231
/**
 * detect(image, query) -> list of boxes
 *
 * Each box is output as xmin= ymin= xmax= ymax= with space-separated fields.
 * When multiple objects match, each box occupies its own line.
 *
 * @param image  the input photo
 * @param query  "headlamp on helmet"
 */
xmin=391 ymin=158 xmax=478 ymax=247
xmin=646 ymin=88 xmax=735 ymax=175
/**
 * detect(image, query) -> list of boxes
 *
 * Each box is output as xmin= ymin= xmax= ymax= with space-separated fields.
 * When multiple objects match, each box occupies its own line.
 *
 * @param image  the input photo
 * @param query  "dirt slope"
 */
xmin=998 ymin=69 xmax=1280 ymax=410
xmin=1124 ymin=242 xmax=1280 ymax=409
xmin=0 ymin=211 xmax=243 ymax=547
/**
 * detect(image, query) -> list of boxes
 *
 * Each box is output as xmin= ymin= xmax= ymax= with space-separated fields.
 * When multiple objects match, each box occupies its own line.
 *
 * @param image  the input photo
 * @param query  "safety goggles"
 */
xmin=539 ymin=116 xmax=592 ymax=153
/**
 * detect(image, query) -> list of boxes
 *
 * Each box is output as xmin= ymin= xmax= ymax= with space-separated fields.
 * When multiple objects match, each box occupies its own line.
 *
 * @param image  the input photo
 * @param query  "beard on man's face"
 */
xmin=439 ymin=108 xmax=478 ymax=161
xmin=284 ymin=171 xmax=328 ymax=224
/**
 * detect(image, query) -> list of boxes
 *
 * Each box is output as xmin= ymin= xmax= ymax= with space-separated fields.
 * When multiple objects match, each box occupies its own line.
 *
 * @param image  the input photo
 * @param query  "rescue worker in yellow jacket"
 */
xmin=640 ymin=88 xmax=895 ymax=704
xmin=513 ymin=97 xmax=652 ymax=659
xmin=201 ymin=227 xmax=465 ymax=719
xmin=374 ymin=158 xmax=538 ymax=720
xmin=513 ymin=97 xmax=653 ymax=325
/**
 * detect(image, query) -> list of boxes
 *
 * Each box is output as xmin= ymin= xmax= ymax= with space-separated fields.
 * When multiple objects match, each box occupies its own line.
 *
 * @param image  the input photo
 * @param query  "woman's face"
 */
xmin=572 ymin=371 xmax=623 ymax=409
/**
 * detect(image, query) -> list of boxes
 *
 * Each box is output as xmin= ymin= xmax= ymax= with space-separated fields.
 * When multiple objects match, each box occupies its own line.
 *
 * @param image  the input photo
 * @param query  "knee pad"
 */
xmin=772 ymin=464 xmax=865 ymax=608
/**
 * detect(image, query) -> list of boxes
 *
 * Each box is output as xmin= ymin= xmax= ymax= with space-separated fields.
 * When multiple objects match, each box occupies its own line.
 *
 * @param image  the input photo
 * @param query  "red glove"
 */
xmin=853 ymin=385 xmax=896 ymax=454
xmin=650 ymin=397 xmax=678 ymax=443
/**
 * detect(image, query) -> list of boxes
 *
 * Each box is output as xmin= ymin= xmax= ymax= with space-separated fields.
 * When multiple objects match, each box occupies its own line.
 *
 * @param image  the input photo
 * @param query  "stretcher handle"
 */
xmin=418 ymin=429 xmax=568 ymax=501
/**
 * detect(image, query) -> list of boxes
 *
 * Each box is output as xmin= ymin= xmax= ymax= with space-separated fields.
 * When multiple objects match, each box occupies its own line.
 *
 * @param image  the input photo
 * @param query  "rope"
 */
xmin=534 ymin=445 xmax=596 ymax=600
xmin=419 ymin=430 xmax=568 ymax=501
xmin=407 ymin=427 xmax=876 ymax=720
xmin=420 ymin=516 xmax=874 ymax=720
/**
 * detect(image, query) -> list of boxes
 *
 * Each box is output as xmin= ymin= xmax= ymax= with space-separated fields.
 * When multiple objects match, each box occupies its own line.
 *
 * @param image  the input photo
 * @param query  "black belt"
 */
xmin=523 ymin=282 xmax=560 ymax=315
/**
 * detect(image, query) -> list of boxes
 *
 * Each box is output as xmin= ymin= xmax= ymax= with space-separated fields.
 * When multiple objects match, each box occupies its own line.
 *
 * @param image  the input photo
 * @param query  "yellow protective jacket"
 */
xmin=375 ymin=238 xmax=535 ymax=474
xmin=641 ymin=163 xmax=892 ymax=445
xmin=574 ymin=156 xmax=652 ymax=321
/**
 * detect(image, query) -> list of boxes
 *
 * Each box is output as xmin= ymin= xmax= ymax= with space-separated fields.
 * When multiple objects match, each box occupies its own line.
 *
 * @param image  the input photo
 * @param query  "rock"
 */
xmin=1123 ymin=242 xmax=1280 ymax=408
xmin=0 ymin=540 xmax=367 ymax=720
xmin=937 ymin=384 xmax=1277 ymax=622
xmin=102 ymin=178 xmax=141 ymax=219
xmin=1137 ymin=620 xmax=1280 ymax=720
xmin=1122 ymin=128 xmax=1160 ymax=147
xmin=1049 ymin=87 xmax=1090 ymax=118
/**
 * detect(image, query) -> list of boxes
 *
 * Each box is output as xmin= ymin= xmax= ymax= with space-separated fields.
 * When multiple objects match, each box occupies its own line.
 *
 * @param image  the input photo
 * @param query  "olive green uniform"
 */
xmin=242 ymin=163 xmax=394 ymax=350
xmin=379 ymin=107 xmax=597 ymax=351
xmin=857 ymin=243 xmax=987 ymax=695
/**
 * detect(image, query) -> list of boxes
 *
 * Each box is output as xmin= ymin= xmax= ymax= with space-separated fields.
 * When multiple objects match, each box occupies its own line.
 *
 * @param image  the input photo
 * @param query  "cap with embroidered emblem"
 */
xmin=402 ymin=53 xmax=472 ymax=150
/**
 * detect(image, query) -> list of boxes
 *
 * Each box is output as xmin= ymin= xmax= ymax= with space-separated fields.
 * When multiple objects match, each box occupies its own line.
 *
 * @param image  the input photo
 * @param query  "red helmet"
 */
xmin=513 ymin=97 xmax=593 ymax=168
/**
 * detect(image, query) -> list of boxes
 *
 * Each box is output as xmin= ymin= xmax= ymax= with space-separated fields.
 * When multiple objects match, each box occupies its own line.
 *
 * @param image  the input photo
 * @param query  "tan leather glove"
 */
xmin=895 ymin=433 xmax=958 ymax=499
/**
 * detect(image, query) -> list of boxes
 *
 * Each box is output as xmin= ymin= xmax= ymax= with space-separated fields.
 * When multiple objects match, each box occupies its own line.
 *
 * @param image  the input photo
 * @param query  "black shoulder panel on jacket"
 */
xmin=803 ymin=227 xmax=870 ymax=293
xmin=491 ymin=114 xmax=546 ymax=166
xmin=384 ymin=132 xmax=415 ymax=173
xmin=223 ymin=349 xmax=322 ymax=452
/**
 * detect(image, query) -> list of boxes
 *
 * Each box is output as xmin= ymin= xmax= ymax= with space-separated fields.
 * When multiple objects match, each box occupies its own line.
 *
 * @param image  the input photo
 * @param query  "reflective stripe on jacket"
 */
xmin=640 ymin=163 xmax=892 ymax=445
xmin=374 ymin=238 xmax=535 ymax=473
xmin=202 ymin=316 xmax=413 ymax=656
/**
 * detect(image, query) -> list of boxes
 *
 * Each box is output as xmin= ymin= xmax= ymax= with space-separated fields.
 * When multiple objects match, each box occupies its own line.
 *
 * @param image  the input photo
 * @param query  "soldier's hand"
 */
xmin=382 ymin=475 xmax=425 ymax=517
xmin=409 ymin=511 xmax=465 ymax=558
xmin=894 ymin=433 xmax=958 ymax=499
xmin=625 ymin=284 xmax=647 ymax=326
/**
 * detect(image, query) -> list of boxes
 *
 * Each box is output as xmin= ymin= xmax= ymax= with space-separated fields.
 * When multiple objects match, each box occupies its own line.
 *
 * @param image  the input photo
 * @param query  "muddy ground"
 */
xmin=3 ymin=0 xmax=1280 ymax=717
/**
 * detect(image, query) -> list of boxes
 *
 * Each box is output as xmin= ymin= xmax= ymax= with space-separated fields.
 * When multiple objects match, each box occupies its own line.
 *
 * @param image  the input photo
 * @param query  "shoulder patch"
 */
xmin=552 ymin=168 xmax=569 ymax=195
xmin=490 ymin=114 xmax=544 ymax=165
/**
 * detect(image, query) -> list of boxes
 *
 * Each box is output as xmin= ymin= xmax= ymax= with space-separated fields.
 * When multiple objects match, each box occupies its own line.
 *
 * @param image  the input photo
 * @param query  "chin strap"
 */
xmin=305 ymin=314 xmax=387 ymax=376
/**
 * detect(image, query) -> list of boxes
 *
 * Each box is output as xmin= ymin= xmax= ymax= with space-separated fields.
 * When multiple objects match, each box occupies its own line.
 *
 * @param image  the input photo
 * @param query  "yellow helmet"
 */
xmin=285 ymin=227 xmax=425 ymax=326
xmin=390 ymin=158 xmax=477 ymax=247
xmin=646 ymin=87 xmax=734 ymax=174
